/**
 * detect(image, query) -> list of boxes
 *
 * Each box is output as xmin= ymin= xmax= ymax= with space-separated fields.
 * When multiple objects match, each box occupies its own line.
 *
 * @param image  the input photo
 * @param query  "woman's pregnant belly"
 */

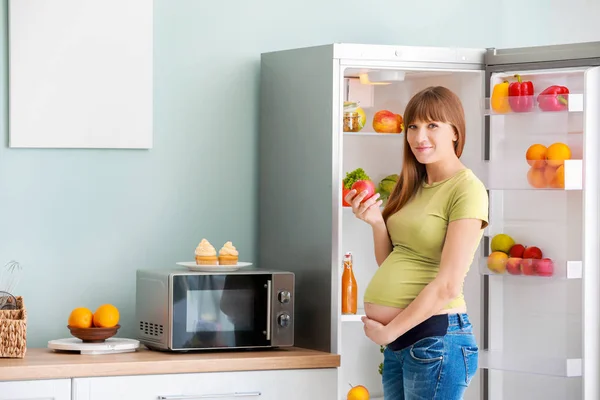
xmin=363 ymin=251 xmax=466 ymax=325
xmin=364 ymin=302 xmax=404 ymax=325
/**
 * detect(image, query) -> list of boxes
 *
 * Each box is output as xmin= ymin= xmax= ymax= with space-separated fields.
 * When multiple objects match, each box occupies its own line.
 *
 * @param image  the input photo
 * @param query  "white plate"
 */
xmin=176 ymin=261 xmax=253 ymax=272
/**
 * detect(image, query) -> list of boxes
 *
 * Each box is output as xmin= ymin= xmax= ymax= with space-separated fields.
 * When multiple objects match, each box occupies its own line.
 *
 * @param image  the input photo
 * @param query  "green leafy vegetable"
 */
xmin=343 ymin=168 xmax=371 ymax=190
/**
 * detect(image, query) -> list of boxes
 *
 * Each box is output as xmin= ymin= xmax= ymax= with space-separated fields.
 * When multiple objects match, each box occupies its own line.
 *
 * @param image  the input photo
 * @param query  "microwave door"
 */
xmin=171 ymin=274 xmax=270 ymax=350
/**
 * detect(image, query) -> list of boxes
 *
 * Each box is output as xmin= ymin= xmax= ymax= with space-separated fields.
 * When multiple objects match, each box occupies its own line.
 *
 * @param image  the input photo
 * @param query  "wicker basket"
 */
xmin=0 ymin=296 xmax=27 ymax=358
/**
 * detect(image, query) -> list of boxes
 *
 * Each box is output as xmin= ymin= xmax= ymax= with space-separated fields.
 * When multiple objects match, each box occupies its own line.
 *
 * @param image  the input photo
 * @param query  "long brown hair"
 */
xmin=382 ymin=86 xmax=466 ymax=222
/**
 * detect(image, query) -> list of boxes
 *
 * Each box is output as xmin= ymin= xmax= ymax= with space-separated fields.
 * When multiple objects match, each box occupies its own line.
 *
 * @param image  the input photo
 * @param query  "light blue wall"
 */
xmin=0 ymin=0 xmax=597 ymax=348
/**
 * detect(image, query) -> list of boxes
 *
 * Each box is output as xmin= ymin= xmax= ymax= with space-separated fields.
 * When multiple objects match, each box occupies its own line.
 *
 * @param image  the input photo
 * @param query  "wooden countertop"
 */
xmin=0 ymin=346 xmax=340 ymax=381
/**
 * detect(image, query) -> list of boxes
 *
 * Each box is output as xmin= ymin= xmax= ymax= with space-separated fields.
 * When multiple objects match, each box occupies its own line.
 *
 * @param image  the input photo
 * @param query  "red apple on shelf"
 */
xmin=520 ymin=259 xmax=536 ymax=276
xmin=372 ymin=110 xmax=403 ymax=134
xmin=523 ymin=246 xmax=543 ymax=259
xmin=506 ymin=257 xmax=522 ymax=275
xmin=535 ymin=258 xmax=554 ymax=277
xmin=509 ymin=244 xmax=526 ymax=258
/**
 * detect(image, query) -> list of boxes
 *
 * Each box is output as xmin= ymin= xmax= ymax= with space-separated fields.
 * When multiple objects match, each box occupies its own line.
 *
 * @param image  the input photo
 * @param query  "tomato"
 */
xmin=342 ymin=188 xmax=351 ymax=207
xmin=351 ymin=180 xmax=376 ymax=203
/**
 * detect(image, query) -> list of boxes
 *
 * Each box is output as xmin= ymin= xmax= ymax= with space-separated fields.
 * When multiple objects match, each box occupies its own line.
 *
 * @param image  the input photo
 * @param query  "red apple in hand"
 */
xmin=509 ymin=244 xmax=526 ymax=258
xmin=535 ymin=258 xmax=554 ymax=277
xmin=523 ymin=246 xmax=543 ymax=259
xmin=520 ymin=259 xmax=536 ymax=276
xmin=351 ymin=180 xmax=376 ymax=203
xmin=506 ymin=257 xmax=522 ymax=275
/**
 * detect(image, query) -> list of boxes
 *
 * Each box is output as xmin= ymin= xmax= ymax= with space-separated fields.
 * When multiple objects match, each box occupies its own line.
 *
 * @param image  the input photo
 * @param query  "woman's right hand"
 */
xmin=344 ymin=189 xmax=384 ymax=227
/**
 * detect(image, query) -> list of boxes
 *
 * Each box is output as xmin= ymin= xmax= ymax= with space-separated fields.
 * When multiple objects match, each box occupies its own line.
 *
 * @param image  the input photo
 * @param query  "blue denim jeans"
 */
xmin=382 ymin=313 xmax=478 ymax=400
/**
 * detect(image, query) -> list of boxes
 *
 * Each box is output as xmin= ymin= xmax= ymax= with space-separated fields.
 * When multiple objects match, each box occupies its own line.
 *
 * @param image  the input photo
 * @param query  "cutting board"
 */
xmin=47 ymin=337 xmax=140 ymax=355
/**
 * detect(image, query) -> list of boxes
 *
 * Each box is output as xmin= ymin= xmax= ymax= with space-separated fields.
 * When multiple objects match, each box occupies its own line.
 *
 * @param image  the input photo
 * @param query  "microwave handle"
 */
xmin=265 ymin=280 xmax=272 ymax=341
xmin=158 ymin=392 xmax=261 ymax=399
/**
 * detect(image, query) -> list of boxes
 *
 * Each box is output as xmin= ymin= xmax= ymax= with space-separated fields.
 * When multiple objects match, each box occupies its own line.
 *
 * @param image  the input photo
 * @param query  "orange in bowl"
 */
xmin=93 ymin=304 xmax=120 ymax=328
xmin=68 ymin=307 xmax=93 ymax=329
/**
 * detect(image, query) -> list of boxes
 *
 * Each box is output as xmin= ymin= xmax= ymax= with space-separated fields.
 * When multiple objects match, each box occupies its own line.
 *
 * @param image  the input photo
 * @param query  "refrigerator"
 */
xmin=258 ymin=41 xmax=600 ymax=400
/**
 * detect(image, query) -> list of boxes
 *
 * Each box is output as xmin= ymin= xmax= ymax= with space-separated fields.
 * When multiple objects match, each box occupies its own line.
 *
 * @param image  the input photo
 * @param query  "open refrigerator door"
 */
xmin=479 ymin=43 xmax=600 ymax=400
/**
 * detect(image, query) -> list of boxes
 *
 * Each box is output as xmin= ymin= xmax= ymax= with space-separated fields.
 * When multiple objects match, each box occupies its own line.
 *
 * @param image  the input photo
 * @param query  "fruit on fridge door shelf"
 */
xmin=487 ymin=252 xmax=508 ymax=274
xmin=490 ymin=80 xmax=511 ymax=113
xmin=490 ymin=233 xmax=515 ymax=254
xmin=537 ymin=85 xmax=570 ymax=112
xmin=487 ymin=256 xmax=555 ymax=277
xmin=341 ymin=252 xmax=357 ymax=315
xmin=525 ymin=143 xmax=572 ymax=189
xmin=487 ymin=234 xmax=555 ymax=277
xmin=508 ymin=74 xmax=535 ymax=112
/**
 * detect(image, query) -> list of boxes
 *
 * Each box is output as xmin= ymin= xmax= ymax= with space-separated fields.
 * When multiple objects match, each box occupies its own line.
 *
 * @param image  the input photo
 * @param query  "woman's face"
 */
xmin=406 ymin=119 xmax=457 ymax=165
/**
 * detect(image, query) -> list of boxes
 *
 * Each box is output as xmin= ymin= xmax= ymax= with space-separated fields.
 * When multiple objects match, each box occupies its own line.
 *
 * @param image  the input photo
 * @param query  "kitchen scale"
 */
xmin=47 ymin=337 xmax=140 ymax=355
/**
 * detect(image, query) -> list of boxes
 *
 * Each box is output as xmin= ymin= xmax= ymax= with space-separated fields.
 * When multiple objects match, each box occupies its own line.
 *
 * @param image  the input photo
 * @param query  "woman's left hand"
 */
xmin=361 ymin=316 xmax=396 ymax=346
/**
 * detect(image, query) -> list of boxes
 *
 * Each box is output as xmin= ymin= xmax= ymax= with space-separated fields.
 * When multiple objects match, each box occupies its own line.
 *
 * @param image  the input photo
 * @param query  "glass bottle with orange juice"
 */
xmin=341 ymin=252 xmax=357 ymax=315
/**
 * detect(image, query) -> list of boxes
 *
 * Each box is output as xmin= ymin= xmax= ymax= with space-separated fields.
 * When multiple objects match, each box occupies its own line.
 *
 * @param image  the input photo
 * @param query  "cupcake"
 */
xmin=218 ymin=241 xmax=239 ymax=265
xmin=195 ymin=239 xmax=218 ymax=265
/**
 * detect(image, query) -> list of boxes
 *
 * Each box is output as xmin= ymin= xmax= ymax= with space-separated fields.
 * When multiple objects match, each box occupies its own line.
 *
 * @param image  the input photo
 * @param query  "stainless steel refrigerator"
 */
xmin=259 ymin=41 xmax=600 ymax=400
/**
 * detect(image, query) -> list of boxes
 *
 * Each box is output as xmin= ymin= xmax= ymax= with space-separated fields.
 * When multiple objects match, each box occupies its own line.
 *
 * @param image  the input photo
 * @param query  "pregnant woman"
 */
xmin=344 ymin=86 xmax=489 ymax=400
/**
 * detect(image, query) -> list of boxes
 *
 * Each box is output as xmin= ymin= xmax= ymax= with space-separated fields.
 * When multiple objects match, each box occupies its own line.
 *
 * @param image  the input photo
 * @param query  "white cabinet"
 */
xmin=0 ymin=379 xmax=71 ymax=400
xmin=72 ymin=368 xmax=337 ymax=400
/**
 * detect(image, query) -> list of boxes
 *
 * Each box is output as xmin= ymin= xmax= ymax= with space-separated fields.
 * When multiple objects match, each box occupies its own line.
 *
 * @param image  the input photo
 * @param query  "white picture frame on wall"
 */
xmin=8 ymin=0 xmax=153 ymax=149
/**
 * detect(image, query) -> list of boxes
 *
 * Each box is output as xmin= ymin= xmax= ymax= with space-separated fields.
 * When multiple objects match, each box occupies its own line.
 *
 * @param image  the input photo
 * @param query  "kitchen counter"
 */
xmin=0 ymin=346 xmax=340 ymax=381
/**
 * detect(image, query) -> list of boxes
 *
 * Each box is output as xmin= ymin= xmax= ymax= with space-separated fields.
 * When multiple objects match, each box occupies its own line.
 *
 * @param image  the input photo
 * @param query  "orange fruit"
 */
xmin=543 ymin=164 xmax=557 ymax=184
xmin=527 ymin=167 xmax=547 ymax=188
xmin=347 ymin=385 xmax=370 ymax=400
xmin=92 ymin=304 xmax=120 ymax=328
xmin=68 ymin=307 xmax=93 ymax=328
xmin=546 ymin=142 xmax=571 ymax=168
xmin=526 ymin=144 xmax=547 ymax=168
xmin=549 ymin=165 xmax=565 ymax=188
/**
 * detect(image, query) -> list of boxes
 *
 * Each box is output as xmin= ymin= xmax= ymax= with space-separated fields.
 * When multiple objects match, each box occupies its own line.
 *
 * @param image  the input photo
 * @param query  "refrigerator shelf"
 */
xmin=484 ymin=93 xmax=583 ymax=116
xmin=480 ymin=258 xmax=582 ymax=279
xmin=343 ymin=131 xmax=403 ymax=137
xmin=484 ymin=159 xmax=582 ymax=191
xmin=341 ymin=309 xmax=366 ymax=322
xmin=479 ymin=350 xmax=582 ymax=377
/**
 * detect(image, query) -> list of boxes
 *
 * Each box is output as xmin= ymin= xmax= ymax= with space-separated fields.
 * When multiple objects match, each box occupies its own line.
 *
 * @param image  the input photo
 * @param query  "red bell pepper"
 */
xmin=508 ymin=74 xmax=534 ymax=112
xmin=537 ymin=85 xmax=570 ymax=111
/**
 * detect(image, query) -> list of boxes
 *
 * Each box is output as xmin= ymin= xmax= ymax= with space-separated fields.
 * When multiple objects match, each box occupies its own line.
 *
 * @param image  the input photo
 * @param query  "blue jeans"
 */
xmin=382 ymin=313 xmax=478 ymax=400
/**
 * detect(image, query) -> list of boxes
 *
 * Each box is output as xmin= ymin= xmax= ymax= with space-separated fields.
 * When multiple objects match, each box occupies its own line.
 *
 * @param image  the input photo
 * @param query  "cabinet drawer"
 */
xmin=0 ymin=379 xmax=71 ymax=400
xmin=73 ymin=368 xmax=337 ymax=400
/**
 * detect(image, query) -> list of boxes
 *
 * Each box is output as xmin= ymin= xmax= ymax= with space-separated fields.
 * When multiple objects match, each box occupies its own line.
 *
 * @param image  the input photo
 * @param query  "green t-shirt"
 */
xmin=363 ymin=168 xmax=489 ymax=309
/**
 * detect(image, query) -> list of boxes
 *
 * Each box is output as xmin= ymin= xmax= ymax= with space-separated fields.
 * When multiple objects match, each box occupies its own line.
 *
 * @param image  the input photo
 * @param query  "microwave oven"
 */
xmin=135 ymin=268 xmax=294 ymax=351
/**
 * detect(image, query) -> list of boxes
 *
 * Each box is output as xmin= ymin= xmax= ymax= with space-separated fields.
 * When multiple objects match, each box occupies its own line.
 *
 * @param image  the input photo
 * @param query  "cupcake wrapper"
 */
xmin=218 ymin=256 xmax=238 ymax=265
xmin=196 ymin=255 xmax=217 ymax=265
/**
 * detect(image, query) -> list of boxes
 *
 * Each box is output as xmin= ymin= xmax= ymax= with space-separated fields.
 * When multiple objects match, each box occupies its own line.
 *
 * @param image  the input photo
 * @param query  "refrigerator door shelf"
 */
xmin=484 ymin=93 xmax=584 ymax=115
xmin=484 ymin=159 xmax=582 ymax=191
xmin=479 ymin=350 xmax=582 ymax=378
xmin=479 ymin=258 xmax=582 ymax=280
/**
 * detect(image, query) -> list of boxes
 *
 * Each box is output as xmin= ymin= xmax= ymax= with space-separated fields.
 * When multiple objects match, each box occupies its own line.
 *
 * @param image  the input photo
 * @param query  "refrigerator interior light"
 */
xmin=358 ymin=73 xmax=392 ymax=85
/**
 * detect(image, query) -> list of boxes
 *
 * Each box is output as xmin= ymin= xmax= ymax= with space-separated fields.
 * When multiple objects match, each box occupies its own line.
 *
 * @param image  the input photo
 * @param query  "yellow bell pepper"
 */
xmin=491 ymin=81 xmax=511 ymax=113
